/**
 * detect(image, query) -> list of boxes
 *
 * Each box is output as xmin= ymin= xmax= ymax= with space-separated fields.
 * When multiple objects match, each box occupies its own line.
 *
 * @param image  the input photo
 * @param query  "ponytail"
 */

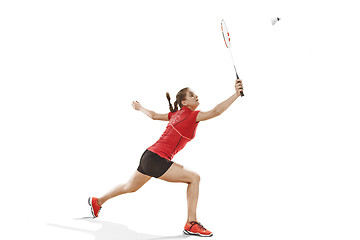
xmin=173 ymin=100 xmax=178 ymax=112
xmin=166 ymin=92 xmax=175 ymax=113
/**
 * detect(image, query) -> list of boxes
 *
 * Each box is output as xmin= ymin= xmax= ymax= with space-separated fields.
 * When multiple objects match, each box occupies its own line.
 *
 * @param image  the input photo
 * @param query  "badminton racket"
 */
xmin=221 ymin=19 xmax=244 ymax=97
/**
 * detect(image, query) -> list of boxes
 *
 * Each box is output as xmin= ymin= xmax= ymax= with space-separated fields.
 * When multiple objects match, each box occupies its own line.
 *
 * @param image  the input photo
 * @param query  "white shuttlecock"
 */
xmin=271 ymin=17 xmax=280 ymax=25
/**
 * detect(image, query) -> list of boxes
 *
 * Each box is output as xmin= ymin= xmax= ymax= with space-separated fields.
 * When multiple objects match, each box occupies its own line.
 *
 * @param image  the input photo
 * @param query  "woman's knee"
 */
xmin=124 ymin=184 xmax=138 ymax=193
xmin=124 ymin=171 xmax=151 ymax=193
xmin=190 ymin=172 xmax=200 ymax=184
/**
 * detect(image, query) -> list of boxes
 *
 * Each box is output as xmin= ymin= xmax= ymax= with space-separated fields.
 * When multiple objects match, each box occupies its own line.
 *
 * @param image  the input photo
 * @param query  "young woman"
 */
xmin=89 ymin=79 xmax=244 ymax=237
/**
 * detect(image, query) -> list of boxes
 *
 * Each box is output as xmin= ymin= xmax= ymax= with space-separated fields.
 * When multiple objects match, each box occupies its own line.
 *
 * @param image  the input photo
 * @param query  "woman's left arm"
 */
xmin=132 ymin=101 xmax=169 ymax=121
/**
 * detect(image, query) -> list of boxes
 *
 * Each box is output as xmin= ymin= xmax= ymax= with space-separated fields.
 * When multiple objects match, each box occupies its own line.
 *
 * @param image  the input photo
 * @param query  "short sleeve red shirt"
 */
xmin=147 ymin=107 xmax=200 ymax=160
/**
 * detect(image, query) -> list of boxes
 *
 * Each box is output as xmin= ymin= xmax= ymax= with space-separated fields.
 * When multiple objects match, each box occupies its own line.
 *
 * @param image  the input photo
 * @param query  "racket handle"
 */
xmin=236 ymin=74 xmax=244 ymax=97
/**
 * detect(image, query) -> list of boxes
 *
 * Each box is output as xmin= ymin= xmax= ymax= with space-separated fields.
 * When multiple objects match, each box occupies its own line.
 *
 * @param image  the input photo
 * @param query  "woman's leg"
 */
xmin=98 ymin=170 xmax=151 ymax=206
xmin=158 ymin=162 xmax=200 ymax=222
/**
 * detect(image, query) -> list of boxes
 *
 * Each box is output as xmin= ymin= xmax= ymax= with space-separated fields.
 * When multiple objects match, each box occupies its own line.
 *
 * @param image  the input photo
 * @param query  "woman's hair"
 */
xmin=166 ymin=87 xmax=189 ymax=113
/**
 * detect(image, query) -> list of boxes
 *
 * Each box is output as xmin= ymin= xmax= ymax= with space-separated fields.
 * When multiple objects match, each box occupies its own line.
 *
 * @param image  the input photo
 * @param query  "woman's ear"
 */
xmin=181 ymin=100 xmax=187 ymax=106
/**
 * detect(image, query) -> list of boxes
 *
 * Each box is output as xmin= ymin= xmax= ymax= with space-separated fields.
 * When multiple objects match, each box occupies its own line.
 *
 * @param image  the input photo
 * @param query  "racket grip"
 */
xmin=235 ymin=73 xmax=244 ymax=97
xmin=236 ymin=79 xmax=244 ymax=97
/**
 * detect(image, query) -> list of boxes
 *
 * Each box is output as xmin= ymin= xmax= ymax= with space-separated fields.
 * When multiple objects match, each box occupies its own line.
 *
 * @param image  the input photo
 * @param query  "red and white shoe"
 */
xmin=88 ymin=197 xmax=102 ymax=218
xmin=183 ymin=221 xmax=213 ymax=237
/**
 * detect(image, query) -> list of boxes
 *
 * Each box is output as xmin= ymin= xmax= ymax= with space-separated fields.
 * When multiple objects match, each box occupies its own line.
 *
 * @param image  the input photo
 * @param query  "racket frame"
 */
xmin=221 ymin=19 xmax=244 ymax=97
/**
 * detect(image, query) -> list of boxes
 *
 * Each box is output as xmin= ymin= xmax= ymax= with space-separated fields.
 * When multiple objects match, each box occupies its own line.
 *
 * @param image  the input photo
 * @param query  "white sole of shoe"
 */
xmin=183 ymin=229 xmax=213 ymax=237
xmin=88 ymin=197 xmax=96 ymax=218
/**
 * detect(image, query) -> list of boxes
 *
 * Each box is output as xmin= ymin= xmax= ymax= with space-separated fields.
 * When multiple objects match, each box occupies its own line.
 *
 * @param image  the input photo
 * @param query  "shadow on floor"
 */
xmin=48 ymin=217 xmax=189 ymax=240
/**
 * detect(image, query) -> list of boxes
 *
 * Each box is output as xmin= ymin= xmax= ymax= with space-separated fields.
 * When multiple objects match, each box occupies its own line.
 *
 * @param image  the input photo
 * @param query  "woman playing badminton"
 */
xmin=89 ymin=79 xmax=243 ymax=237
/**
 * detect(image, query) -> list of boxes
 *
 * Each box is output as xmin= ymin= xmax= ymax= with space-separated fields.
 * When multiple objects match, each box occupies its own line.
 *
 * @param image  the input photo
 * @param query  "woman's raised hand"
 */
xmin=132 ymin=101 xmax=142 ymax=111
xmin=235 ymin=79 xmax=244 ymax=97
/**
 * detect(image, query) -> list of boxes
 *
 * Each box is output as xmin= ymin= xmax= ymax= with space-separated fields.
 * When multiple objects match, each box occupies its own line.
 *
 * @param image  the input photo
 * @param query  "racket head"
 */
xmin=221 ymin=19 xmax=231 ymax=48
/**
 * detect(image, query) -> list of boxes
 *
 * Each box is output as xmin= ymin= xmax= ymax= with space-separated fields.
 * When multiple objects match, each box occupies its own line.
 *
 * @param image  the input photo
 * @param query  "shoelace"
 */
xmin=190 ymin=221 xmax=207 ymax=231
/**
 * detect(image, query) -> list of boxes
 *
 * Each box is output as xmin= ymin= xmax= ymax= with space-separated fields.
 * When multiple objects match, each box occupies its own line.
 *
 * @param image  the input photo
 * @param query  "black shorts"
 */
xmin=137 ymin=150 xmax=174 ymax=178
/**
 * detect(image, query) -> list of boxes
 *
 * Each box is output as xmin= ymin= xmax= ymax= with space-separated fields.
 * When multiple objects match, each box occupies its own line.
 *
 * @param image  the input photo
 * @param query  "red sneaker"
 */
xmin=88 ymin=197 xmax=102 ymax=218
xmin=183 ymin=221 xmax=213 ymax=237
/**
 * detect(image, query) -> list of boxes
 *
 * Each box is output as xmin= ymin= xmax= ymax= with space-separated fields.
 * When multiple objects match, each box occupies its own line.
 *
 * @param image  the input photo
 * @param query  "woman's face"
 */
xmin=182 ymin=89 xmax=199 ymax=110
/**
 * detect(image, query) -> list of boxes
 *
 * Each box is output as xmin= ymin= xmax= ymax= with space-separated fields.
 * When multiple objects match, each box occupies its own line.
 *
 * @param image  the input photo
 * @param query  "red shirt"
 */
xmin=148 ymin=107 xmax=200 ymax=160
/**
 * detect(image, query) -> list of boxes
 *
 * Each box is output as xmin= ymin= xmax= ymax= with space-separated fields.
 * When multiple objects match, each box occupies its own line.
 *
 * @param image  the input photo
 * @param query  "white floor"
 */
xmin=1 ymin=1 xmax=360 ymax=239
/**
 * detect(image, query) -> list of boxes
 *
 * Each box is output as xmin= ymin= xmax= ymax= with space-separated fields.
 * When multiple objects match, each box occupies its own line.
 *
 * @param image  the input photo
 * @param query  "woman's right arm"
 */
xmin=196 ymin=79 xmax=243 ymax=122
xmin=132 ymin=101 xmax=169 ymax=121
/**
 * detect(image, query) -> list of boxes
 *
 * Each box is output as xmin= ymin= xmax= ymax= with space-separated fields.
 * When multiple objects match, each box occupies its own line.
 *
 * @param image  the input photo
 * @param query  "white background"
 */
xmin=1 ymin=0 xmax=359 ymax=239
